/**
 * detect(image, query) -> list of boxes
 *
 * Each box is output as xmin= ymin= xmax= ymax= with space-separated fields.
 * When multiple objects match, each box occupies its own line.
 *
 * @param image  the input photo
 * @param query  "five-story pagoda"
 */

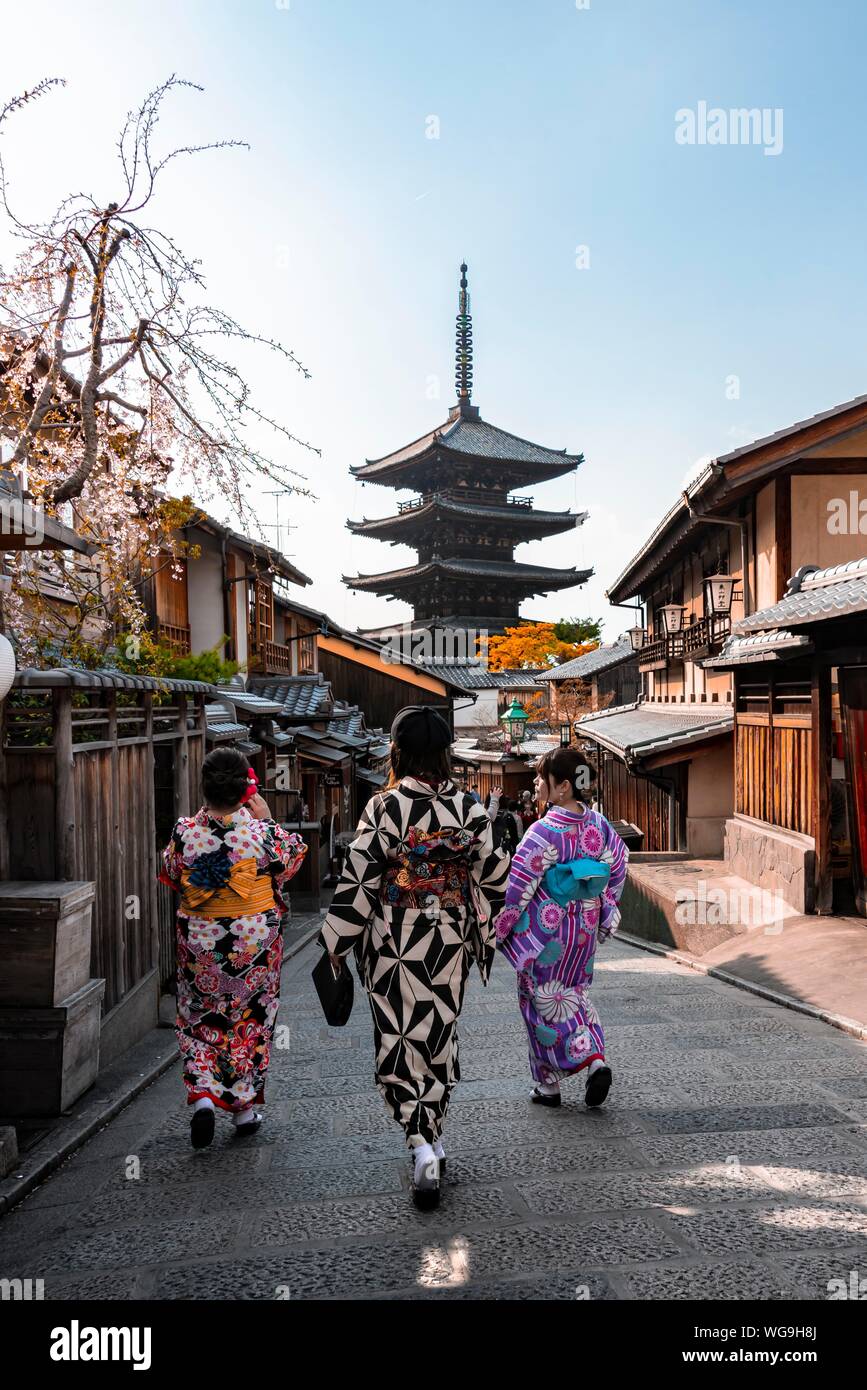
xmin=344 ymin=264 xmax=591 ymax=636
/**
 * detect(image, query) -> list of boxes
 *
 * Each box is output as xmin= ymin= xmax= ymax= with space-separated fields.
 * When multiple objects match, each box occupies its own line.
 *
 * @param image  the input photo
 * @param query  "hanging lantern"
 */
xmin=0 ymin=632 xmax=15 ymax=702
xmin=627 ymin=625 xmax=645 ymax=652
xmin=660 ymin=603 xmax=685 ymax=636
xmin=703 ymin=573 xmax=736 ymax=615
xmin=501 ymin=697 xmax=529 ymax=748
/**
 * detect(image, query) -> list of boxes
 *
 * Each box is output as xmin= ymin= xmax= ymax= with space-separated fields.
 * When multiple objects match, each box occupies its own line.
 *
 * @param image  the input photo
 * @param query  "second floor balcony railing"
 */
xmin=682 ymin=612 xmax=731 ymax=659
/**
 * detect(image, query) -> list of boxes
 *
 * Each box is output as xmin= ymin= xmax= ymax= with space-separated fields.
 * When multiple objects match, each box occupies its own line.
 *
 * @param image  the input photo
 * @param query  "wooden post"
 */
xmin=811 ymin=663 xmax=833 ymax=914
xmin=53 ymin=687 xmax=76 ymax=880
xmin=107 ymin=690 xmax=125 ymax=1003
xmin=175 ymin=693 xmax=190 ymax=818
xmin=143 ymin=691 xmax=159 ymax=973
xmin=0 ymin=691 xmax=8 ymax=880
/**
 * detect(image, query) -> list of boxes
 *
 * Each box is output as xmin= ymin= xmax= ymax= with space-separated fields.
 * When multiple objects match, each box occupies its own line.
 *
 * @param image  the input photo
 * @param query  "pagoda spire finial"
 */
xmin=454 ymin=261 xmax=474 ymax=405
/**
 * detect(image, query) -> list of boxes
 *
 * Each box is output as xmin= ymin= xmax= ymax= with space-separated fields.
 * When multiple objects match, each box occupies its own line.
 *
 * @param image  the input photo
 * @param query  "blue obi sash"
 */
xmin=543 ymin=857 xmax=610 ymax=905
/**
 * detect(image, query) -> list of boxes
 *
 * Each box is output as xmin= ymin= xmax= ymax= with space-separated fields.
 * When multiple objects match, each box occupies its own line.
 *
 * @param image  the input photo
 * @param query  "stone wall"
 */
xmin=723 ymin=814 xmax=814 ymax=914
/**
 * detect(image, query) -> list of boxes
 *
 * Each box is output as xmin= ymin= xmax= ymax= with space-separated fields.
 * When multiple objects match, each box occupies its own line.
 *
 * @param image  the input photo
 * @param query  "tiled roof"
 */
xmin=354 ymin=413 xmax=583 ymax=478
xmin=349 ymin=496 xmax=585 ymax=534
xmin=420 ymin=664 xmax=548 ymax=690
xmin=735 ymin=558 xmax=867 ymax=633
xmin=13 ymin=667 xmax=215 ymax=694
xmin=344 ymin=558 xmax=591 ymax=590
xmin=535 ymin=636 xmax=636 ymax=682
xmin=607 ymin=392 xmax=867 ymax=604
xmin=248 ymin=674 xmax=333 ymax=719
xmin=577 ymin=700 xmax=733 ymax=761
xmin=704 ymin=630 xmax=813 ymax=668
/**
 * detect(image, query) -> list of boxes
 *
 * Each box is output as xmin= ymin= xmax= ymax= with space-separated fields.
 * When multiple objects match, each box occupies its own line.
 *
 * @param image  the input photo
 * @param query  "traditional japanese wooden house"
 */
xmin=707 ymin=557 xmax=867 ymax=918
xmin=593 ymin=389 xmax=867 ymax=879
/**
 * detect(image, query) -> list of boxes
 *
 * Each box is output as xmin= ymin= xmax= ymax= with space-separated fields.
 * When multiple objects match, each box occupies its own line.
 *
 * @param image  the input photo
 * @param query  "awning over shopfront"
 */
xmin=577 ymin=701 xmax=733 ymax=764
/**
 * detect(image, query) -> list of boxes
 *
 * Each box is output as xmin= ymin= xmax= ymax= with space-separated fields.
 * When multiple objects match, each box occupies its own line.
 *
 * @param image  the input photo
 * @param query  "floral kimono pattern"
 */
xmin=318 ymin=778 xmax=510 ymax=1149
xmin=160 ymin=806 xmax=307 ymax=1111
xmin=494 ymin=805 xmax=628 ymax=1086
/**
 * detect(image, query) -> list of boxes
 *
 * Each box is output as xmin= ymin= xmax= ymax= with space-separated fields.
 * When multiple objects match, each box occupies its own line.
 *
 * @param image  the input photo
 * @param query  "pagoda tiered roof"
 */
xmin=348 ymin=491 xmax=586 ymax=541
xmin=352 ymin=409 xmax=583 ymax=490
xmin=344 ymin=556 xmax=590 ymax=595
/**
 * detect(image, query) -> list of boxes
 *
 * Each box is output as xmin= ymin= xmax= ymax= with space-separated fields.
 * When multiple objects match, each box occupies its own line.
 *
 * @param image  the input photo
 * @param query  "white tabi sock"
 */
xmin=535 ymin=1079 xmax=560 ymax=1096
xmin=193 ymin=1097 xmax=215 ymax=1113
xmin=233 ymin=1105 xmax=258 ymax=1126
xmin=412 ymin=1142 xmax=438 ymax=1179
xmin=587 ymin=1058 xmax=606 ymax=1076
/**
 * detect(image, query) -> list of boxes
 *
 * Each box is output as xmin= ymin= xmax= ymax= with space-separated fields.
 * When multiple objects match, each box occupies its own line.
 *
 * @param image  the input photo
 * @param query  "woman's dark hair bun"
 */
xmin=202 ymin=747 xmax=251 ymax=809
xmin=535 ymin=745 xmax=597 ymax=798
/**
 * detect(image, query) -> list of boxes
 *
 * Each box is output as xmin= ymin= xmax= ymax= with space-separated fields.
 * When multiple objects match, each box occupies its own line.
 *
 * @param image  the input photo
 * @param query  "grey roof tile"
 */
xmin=535 ymin=636 xmax=636 ymax=682
xmin=577 ymin=701 xmax=733 ymax=760
xmin=735 ymin=556 xmax=867 ymax=633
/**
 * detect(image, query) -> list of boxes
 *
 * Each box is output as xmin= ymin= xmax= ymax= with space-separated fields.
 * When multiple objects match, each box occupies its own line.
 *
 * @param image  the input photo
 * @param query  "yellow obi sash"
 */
xmin=179 ymin=856 xmax=276 ymax=919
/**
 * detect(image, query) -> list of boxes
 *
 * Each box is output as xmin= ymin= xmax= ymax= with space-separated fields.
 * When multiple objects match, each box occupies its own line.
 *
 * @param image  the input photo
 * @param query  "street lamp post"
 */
xmin=501 ymin=698 xmax=529 ymax=753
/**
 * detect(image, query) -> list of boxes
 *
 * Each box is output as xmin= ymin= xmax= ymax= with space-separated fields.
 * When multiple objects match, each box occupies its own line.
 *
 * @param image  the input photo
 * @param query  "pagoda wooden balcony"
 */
xmin=396 ymin=490 xmax=534 ymax=514
xmin=682 ymin=613 xmax=732 ymax=661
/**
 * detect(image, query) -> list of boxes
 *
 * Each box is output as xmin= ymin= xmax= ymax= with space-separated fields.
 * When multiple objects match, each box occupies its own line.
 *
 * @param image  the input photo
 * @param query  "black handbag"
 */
xmin=311 ymin=950 xmax=354 ymax=1026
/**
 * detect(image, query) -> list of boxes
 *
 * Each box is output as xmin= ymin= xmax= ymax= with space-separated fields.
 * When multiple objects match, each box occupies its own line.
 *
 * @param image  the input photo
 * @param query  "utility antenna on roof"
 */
xmin=454 ymin=262 xmax=474 ymax=409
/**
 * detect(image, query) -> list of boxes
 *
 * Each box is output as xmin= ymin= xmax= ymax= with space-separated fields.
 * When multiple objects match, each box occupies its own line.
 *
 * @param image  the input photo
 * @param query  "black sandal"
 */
xmin=190 ymin=1106 xmax=215 ymax=1149
xmin=530 ymin=1086 xmax=562 ymax=1108
xmin=585 ymin=1065 xmax=612 ymax=1109
xmin=233 ymin=1110 xmax=264 ymax=1137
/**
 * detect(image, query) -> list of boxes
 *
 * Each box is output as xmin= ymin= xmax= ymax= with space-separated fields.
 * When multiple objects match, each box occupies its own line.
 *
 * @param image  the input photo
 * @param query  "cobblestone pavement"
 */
xmin=1 ymin=935 xmax=867 ymax=1301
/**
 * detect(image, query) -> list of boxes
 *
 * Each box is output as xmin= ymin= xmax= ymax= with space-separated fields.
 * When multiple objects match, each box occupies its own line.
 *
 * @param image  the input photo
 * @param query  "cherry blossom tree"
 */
xmin=0 ymin=76 xmax=315 ymax=663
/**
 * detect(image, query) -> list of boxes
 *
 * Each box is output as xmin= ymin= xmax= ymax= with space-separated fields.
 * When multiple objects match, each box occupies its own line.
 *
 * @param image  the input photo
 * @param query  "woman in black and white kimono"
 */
xmin=318 ymin=706 xmax=509 ymax=1209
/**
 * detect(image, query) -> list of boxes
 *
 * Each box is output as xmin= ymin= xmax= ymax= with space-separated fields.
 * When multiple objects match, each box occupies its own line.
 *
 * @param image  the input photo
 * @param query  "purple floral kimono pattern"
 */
xmin=493 ymin=806 xmax=628 ymax=1086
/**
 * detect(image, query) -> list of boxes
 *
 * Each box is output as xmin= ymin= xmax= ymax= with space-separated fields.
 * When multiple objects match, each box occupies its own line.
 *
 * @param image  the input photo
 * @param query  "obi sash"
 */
xmin=179 ymin=856 xmax=276 ymax=919
xmin=543 ymin=857 xmax=611 ymax=905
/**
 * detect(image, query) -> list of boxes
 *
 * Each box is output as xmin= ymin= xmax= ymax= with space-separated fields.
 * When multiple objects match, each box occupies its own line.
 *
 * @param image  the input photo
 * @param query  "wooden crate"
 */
xmin=0 ymin=978 xmax=104 ymax=1116
xmin=0 ymin=881 xmax=95 ymax=1007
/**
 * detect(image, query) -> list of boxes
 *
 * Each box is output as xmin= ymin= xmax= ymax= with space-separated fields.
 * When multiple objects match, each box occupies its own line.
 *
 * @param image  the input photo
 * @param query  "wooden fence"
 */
xmin=0 ymin=671 xmax=211 ymax=1019
xmin=734 ymin=675 xmax=813 ymax=836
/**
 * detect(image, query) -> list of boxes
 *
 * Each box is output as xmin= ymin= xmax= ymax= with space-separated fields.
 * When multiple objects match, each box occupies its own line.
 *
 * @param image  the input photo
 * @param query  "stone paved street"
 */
xmin=1 ymin=933 xmax=867 ymax=1301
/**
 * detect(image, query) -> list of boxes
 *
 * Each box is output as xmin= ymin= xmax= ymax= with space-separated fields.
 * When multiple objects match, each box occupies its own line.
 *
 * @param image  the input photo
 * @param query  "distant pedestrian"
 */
xmin=518 ymin=789 xmax=537 ymax=833
xmin=318 ymin=706 xmax=509 ymax=1210
xmin=160 ymin=749 xmax=307 ymax=1148
xmin=469 ymin=784 xmax=481 ymax=803
xmin=494 ymin=748 xmax=628 ymax=1110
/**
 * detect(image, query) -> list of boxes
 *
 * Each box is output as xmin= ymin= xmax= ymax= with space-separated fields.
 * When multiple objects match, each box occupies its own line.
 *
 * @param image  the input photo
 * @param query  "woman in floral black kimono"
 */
xmin=161 ymin=748 xmax=307 ymax=1148
xmin=318 ymin=706 xmax=509 ymax=1209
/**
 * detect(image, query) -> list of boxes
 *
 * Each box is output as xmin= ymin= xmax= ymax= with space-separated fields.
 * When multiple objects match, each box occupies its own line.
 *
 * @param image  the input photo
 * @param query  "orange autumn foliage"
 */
xmin=482 ymin=623 xmax=599 ymax=671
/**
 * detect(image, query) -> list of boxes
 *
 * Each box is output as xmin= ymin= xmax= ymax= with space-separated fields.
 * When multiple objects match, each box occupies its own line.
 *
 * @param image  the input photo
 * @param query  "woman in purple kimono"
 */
xmin=494 ymin=747 xmax=628 ymax=1109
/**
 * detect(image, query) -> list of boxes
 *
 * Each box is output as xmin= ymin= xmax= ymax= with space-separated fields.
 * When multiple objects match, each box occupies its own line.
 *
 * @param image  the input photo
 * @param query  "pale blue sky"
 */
xmin=2 ymin=0 xmax=866 ymax=638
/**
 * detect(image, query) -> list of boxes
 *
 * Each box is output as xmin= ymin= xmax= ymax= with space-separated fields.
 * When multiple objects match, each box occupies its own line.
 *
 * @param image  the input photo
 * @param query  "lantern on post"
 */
xmin=560 ymin=721 xmax=572 ymax=747
xmin=501 ymin=698 xmax=529 ymax=750
xmin=659 ymin=603 xmax=685 ymax=636
xmin=703 ymin=573 xmax=736 ymax=616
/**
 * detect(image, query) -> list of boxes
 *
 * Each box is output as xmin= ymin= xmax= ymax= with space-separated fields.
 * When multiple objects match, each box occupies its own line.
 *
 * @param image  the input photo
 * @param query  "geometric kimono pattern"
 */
xmin=494 ymin=805 xmax=628 ymax=1088
xmin=318 ymin=777 xmax=510 ymax=1148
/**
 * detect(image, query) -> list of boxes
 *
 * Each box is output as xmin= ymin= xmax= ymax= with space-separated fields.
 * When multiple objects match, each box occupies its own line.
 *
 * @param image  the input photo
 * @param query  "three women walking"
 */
xmin=163 ymin=724 xmax=629 ymax=1212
